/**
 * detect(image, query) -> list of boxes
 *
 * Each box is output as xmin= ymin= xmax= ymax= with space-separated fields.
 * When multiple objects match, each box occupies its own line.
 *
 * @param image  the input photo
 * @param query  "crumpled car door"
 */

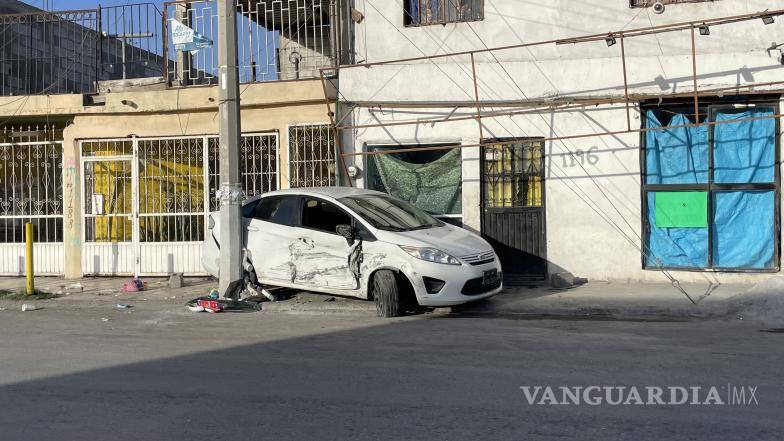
xmin=292 ymin=228 xmax=357 ymax=290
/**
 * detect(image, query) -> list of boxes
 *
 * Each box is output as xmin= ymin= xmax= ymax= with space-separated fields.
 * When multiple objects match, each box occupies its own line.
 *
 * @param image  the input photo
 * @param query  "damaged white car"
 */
xmin=202 ymin=188 xmax=502 ymax=317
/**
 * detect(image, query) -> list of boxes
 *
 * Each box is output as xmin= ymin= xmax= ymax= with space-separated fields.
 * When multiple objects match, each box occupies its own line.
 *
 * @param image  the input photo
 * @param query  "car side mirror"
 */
xmin=335 ymin=224 xmax=355 ymax=244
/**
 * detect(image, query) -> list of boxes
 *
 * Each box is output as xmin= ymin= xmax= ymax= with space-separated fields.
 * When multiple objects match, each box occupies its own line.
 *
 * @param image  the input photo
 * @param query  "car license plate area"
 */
xmin=482 ymin=269 xmax=499 ymax=285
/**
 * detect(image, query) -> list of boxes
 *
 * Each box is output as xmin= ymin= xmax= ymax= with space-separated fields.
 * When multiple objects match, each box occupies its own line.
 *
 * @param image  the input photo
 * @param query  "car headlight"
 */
xmin=400 ymin=246 xmax=461 ymax=265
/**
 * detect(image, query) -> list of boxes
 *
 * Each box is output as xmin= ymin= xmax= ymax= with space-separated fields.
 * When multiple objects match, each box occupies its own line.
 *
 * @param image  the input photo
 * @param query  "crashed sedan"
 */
xmin=202 ymin=187 xmax=502 ymax=317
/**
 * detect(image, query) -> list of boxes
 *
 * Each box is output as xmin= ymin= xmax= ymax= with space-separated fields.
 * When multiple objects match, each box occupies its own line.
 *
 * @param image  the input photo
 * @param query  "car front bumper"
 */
xmin=404 ymin=256 xmax=504 ymax=307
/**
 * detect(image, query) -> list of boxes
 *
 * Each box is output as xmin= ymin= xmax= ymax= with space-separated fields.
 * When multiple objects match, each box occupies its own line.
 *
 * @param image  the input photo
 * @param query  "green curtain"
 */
xmin=372 ymin=149 xmax=462 ymax=215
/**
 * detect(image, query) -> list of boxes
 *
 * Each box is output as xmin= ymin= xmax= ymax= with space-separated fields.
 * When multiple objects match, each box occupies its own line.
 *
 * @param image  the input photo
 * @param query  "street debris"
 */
xmin=21 ymin=304 xmax=40 ymax=312
xmin=116 ymin=304 xmax=133 ymax=309
xmin=324 ymin=296 xmax=335 ymax=302
xmin=66 ymin=283 xmax=84 ymax=293
xmin=550 ymin=272 xmax=588 ymax=289
xmin=121 ymin=278 xmax=146 ymax=293
xmin=185 ymin=296 xmax=262 ymax=313
xmin=101 ymin=317 xmax=110 ymax=322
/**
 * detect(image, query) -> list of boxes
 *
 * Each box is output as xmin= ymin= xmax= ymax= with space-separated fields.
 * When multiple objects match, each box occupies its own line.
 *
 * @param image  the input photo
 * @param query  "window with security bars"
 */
xmin=482 ymin=140 xmax=544 ymax=208
xmin=0 ymin=142 xmax=64 ymax=243
xmin=405 ymin=0 xmax=484 ymax=27
xmin=208 ymin=133 xmax=279 ymax=211
xmin=288 ymin=124 xmax=336 ymax=188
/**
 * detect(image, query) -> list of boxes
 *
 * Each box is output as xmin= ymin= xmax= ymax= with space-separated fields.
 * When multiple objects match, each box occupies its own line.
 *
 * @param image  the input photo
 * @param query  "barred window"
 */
xmin=404 ymin=0 xmax=484 ymax=27
xmin=289 ymin=124 xmax=336 ymax=188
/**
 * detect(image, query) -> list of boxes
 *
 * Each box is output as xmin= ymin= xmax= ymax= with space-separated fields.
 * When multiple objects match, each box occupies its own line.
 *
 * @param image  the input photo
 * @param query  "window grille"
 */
xmin=288 ymin=124 xmax=336 ymax=188
xmin=404 ymin=0 xmax=484 ymax=27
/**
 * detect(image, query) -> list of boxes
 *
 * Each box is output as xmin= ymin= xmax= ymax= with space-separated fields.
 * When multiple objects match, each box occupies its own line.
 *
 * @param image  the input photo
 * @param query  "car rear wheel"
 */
xmin=372 ymin=270 xmax=401 ymax=318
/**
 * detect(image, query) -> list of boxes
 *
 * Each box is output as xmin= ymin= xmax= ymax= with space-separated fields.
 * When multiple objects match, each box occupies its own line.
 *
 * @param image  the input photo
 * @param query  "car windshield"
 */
xmin=339 ymin=194 xmax=444 ymax=232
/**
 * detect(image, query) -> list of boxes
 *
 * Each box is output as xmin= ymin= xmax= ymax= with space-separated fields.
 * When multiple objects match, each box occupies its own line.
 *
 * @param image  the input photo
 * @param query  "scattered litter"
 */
xmin=101 ymin=317 xmax=110 ymax=322
xmin=168 ymin=272 xmax=184 ymax=289
xmin=207 ymin=289 xmax=219 ymax=300
xmin=324 ymin=296 xmax=335 ymax=302
xmin=121 ymin=278 xmax=146 ymax=293
xmin=261 ymin=288 xmax=276 ymax=302
xmin=116 ymin=304 xmax=133 ymax=309
xmin=21 ymin=303 xmax=40 ymax=312
xmin=0 ymin=307 xmax=7 ymax=311
xmin=66 ymin=283 xmax=84 ymax=293
xmin=186 ymin=296 xmax=262 ymax=313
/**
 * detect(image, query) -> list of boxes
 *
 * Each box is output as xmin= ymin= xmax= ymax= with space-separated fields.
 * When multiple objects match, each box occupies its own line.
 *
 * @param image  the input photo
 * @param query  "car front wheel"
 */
xmin=372 ymin=270 xmax=401 ymax=318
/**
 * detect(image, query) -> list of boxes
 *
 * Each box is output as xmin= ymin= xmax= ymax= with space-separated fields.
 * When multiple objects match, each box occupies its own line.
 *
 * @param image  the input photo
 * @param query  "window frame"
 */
xmin=403 ymin=0 xmax=485 ymax=28
xmin=639 ymin=99 xmax=781 ymax=272
xmin=299 ymin=196 xmax=356 ymax=236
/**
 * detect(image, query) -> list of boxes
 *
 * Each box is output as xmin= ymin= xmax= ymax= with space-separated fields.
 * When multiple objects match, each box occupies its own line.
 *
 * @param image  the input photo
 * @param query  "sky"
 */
xmin=21 ymin=0 xmax=165 ymax=10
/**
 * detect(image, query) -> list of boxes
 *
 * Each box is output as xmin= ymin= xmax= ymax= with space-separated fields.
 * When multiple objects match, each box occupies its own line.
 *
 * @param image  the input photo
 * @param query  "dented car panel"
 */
xmin=202 ymin=187 xmax=503 ymax=307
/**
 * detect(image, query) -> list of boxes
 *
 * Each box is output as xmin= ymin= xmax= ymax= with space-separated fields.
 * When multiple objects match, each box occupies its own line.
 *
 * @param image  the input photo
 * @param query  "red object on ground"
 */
xmin=196 ymin=299 xmax=223 ymax=312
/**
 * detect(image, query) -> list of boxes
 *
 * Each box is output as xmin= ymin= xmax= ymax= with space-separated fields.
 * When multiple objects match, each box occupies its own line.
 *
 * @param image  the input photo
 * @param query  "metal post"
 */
xmin=25 ymin=223 xmax=34 ymax=295
xmin=175 ymin=3 xmax=193 ymax=86
xmin=217 ymin=0 xmax=244 ymax=298
xmin=691 ymin=25 xmax=699 ymax=125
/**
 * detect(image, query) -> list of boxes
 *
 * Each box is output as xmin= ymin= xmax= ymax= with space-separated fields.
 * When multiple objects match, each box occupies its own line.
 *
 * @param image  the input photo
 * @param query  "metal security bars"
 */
xmin=404 ymin=0 xmax=484 ymax=27
xmin=83 ymin=134 xmax=278 ymax=243
xmin=482 ymin=140 xmax=544 ymax=208
xmin=163 ymin=0 xmax=337 ymax=86
xmin=0 ymin=3 xmax=164 ymax=96
xmin=0 ymin=141 xmax=63 ymax=243
xmin=289 ymin=124 xmax=336 ymax=187
xmin=138 ymin=137 xmax=205 ymax=243
xmin=207 ymin=133 xmax=278 ymax=211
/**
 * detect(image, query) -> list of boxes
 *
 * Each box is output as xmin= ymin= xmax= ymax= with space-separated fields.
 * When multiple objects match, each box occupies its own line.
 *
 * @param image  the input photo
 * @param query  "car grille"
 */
xmin=459 ymin=250 xmax=496 ymax=266
xmin=461 ymin=276 xmax=502 ymax=296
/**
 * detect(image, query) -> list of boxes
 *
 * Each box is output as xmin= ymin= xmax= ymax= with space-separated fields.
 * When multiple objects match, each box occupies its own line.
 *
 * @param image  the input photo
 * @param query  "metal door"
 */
xmin=481 ymin=139 xmax=547 ymax=283
xmin=81 ymin=140 xmax=137 ymax=275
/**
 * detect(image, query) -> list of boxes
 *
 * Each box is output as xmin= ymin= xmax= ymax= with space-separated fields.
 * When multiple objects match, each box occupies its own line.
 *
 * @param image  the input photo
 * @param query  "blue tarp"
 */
xmin=712 ymin=191 xmax=775 ymax=269
xmin=645 ymin=112 xmax=708 ymax=184
xmin=713 ymin=108 xmax=776 ymax=184
xmin=646 ymin=192 xmax=708 ymax=268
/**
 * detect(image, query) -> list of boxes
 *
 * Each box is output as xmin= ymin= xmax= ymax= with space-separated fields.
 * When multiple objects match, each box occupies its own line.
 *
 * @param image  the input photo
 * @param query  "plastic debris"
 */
xmin=121 ymin=278 xmax=146 ymax=293
xmin=116 ymin=304 xmax=133 ymax=309
xmin=66 ymin=283 xmax=84 ymax=293
xmin=185 ymin=296 xmax=262 ymax=313
xmin=21 ymin=304 xmax=40 ymax=312
xmin=208 ymin=289 xmax=219 ymax=300
xmin=101 ymin=317 xmax=110 ymax=322
xmin=188 ymin=305 xmax=205 ymax=313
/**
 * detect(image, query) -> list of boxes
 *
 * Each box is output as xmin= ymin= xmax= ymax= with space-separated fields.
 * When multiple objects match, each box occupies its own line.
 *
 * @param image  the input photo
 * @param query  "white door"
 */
xmin=246 ymin=195 xmax=301 ymax=284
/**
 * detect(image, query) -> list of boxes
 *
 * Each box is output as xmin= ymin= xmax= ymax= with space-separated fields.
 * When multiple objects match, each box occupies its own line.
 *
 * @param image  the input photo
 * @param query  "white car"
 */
xmin=202 ymin=187 xmax=502 ymax=317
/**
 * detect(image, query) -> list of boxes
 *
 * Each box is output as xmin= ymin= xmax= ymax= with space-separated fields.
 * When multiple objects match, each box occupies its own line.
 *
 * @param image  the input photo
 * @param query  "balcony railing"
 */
xmin=163 ymin=0 xmax=340 ymax=87
xmin=0 ymin=3 xmax=164 ymax=96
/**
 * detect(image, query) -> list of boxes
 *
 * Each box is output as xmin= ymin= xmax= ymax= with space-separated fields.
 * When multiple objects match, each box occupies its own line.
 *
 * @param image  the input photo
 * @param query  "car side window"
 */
xmin=253 ymin=196 xmax=299 ymax=226
xmin=301 ymin=198 xmax=352 ymax=234
xmin=242 ymin=200 xmax=260 ymax=218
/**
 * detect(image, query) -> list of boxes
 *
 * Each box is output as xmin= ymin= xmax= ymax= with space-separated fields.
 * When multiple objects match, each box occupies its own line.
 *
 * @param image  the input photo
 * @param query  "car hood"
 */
xmin=378 ymin=224 xmax=493 ymax=257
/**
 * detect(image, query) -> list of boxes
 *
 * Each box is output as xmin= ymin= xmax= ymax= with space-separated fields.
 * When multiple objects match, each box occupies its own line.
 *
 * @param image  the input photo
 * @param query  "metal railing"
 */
xmin=0 ymin=3 xmax=164 ymax=96
xmin=163 ymin=0 xmax=339 ymax=86
xmin=404 ymin=0 xmax=484 ymax=27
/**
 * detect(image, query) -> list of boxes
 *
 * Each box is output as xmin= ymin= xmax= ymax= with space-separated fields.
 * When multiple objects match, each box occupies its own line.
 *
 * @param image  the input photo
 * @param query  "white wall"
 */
xmin=339 ymin=0 xmax=784 ymax=283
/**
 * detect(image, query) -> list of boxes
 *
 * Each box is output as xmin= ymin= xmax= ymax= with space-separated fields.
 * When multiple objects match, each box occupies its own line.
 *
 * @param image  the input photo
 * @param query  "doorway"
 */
xmin=481 ymin=139 xmax=547 ymax=283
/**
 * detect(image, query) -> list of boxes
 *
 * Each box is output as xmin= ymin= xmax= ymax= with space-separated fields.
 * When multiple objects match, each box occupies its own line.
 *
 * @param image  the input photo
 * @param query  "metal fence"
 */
xmin=0 ymin=3 xmax=164 ymax=96
xmin=164 ymin=0 xmax=339 ymax=86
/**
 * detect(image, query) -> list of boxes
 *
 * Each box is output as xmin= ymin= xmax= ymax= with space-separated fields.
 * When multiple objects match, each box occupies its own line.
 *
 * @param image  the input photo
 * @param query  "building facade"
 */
xmin=0 ymin=0 xmax=346 ymax=278
xmin=336 ymin=0 xmax=784 ymax=284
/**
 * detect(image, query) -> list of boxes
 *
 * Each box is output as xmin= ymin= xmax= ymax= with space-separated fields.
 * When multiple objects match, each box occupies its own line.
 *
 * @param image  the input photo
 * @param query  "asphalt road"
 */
xmin=0 ymin=301 xmax=782 ymax=441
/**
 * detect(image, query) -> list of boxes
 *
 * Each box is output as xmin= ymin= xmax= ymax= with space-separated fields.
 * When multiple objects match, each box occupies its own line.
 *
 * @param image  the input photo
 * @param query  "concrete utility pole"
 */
xmin=217 ymin=0 xmax=243 ymax=298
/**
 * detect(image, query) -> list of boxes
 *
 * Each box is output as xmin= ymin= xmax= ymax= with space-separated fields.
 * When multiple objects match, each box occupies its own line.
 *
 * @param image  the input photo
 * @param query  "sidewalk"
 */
xmin=1 ymin=276 xmax=779 ymax=324
xmin=454 ymin=281 xmax=753 ymax=322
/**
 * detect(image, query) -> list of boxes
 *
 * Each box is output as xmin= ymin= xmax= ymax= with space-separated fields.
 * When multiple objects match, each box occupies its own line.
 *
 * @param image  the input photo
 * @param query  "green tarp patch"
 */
xmin=655 ymin=191 xmax=708 ymax=228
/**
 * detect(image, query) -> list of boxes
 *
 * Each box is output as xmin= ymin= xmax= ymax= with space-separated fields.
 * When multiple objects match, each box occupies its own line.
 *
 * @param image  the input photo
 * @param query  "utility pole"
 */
xmin=217 ymin=0 xmax=243 ymax=298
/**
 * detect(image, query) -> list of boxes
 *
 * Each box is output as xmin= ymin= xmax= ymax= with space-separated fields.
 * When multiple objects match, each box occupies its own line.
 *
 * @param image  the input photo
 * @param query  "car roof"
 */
xmin=245 ymin=186 xmax=386 ymax=203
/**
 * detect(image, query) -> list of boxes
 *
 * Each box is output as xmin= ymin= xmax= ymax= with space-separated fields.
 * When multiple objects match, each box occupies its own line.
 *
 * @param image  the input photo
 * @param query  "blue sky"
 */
xmin=21 ymin=0 xmax=164 ymax=10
